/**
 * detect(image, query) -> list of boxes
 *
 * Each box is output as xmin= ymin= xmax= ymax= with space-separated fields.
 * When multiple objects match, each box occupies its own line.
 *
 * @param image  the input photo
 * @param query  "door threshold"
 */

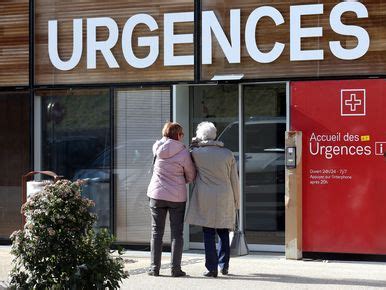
xmin=190 ymin=242 xmax=284 ymax=253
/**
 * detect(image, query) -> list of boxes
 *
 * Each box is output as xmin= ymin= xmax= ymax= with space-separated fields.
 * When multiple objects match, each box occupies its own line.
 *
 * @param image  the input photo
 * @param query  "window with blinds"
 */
xmin=114 ymin=87 xmax=171 ymax=243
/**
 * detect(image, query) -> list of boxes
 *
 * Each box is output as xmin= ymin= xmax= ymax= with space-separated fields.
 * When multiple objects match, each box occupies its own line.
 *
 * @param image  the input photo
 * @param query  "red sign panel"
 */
xmin=291 ymin=79 xmax=386 ymax=254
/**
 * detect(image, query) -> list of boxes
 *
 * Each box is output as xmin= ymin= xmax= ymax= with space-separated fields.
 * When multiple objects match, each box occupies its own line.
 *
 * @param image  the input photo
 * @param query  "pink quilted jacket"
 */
xmin=147 ymin=137 xmax=196 ymax=202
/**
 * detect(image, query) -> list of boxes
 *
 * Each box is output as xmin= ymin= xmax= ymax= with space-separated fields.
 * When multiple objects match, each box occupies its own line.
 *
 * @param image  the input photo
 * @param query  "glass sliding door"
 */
xmin=242 ymin=83 xmax=286 ymax=246
xmin=189 ymin=85 xmax=239 ymax=243
xmin=184 ymin=83 xmax=286 ymax=249
xmin=114 ymin=87 xmax=170 ymax=244
xmin=35 ymin=89 xmax=111 ymax=230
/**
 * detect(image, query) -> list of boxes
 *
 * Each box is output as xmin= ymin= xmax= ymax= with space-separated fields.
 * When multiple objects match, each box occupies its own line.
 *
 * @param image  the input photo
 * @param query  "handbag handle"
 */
xmin=22 ymin=171 xmax=60 ymax=183
xmin=234 ymin=209 xmax=240 ymax=231
xmin=148 ymin=155 xmax=157 ymax=175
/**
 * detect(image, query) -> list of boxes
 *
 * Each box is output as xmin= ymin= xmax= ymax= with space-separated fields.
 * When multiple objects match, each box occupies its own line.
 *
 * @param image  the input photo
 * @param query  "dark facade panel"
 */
xmin=0 ymin=91 xmax=30 ymax=238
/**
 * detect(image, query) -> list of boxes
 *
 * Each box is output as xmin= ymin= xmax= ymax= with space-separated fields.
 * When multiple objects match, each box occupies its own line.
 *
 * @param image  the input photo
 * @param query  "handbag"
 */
xmin=22 ymin=171 xmax=61 ymax=225
xmin=229 ymin=210 xmax=249 ymax=257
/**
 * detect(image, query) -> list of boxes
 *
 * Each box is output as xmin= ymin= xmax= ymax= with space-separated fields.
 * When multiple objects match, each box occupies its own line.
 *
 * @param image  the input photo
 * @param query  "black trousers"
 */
xmin=149 ymin=198 xmax=186 ymax=272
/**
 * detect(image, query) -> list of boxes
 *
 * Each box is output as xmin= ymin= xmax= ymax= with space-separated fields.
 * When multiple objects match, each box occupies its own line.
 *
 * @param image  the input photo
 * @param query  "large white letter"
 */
xmin=245 ymin=6 xmax=285 ymax=63
xmin=329 ymin=2 xmax=370 ymax=60
xmin=164 ymin=12 xmax=194 ymax=66
xmin=202 ymin=9 xmax=240 ymax=64
xmin=290 ymin=4 xmax=324 ymax=61
xmin=122 ymin=14 xmax=159 ymax=68
xmin=87 ymin=17 xmax=119 ymax=69
xmin=48 ymin=19 xmax=82 ymax=71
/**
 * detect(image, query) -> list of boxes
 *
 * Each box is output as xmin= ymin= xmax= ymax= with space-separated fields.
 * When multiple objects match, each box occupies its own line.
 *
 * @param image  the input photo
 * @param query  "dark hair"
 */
xmin=162 ymin=122 xmax=183 ymax=141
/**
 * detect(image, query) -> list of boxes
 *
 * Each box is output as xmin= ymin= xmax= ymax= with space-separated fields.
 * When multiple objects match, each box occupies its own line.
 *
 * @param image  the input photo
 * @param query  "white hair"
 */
xmin=196 ymin=121 xmax=217 ymax=141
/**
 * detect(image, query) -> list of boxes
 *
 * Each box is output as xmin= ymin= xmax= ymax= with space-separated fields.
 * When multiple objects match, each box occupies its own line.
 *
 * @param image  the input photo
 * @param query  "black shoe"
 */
xmin=203 ymin=270 xmax=218 ymax=277
xmin=220 ymin=268 xmax=228 ymax=275
xmin=147 ymin=269 xmax=159 ymax=276
xmin=171 ymin=269 xmax=186 ymax=277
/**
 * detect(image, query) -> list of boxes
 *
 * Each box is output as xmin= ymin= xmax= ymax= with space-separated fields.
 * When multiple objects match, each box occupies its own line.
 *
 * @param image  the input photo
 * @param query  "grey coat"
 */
xmin=185 ymin=140 xmax=240 ymax=229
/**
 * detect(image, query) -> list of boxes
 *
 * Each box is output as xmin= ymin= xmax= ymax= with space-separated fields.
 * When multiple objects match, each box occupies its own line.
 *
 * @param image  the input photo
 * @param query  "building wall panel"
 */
xmin=0 ymin=1 xmax=29 ymax=86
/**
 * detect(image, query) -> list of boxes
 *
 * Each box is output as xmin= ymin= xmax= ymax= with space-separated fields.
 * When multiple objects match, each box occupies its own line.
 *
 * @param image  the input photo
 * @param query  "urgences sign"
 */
xmin=291 ymin=79 xmax=386 ymax=255
xmin=48 ymin=2 xmax=370 ymax=71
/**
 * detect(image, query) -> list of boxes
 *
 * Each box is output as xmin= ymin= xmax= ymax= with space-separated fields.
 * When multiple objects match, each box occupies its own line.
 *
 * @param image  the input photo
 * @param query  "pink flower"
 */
xmin=10 ymin=230 xmax=20 ymax=240
xmin=48 ymin=228 xmax=56 ymax=236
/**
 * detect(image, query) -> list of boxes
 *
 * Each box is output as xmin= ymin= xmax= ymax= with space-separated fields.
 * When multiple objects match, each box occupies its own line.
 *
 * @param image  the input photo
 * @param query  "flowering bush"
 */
xmin=10 ymin=179 xmax=128 ymax=289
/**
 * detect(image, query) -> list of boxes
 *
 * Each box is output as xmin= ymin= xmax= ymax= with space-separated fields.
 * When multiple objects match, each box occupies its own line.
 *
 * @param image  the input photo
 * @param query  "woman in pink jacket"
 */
xmin=147 ymin=122 xmax=196 ymax=277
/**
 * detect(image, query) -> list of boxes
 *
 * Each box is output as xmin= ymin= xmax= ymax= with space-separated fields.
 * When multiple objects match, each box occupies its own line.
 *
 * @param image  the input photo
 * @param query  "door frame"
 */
xmin=239 ymin=81 xmax=289 ymax=252
xmin=174 ymin=81 xmax=289 ymax=252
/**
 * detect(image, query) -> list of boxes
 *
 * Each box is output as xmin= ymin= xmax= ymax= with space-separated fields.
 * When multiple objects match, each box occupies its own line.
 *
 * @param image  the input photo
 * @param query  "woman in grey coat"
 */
xmin=186 ymin=121 xmax=240 ymax=277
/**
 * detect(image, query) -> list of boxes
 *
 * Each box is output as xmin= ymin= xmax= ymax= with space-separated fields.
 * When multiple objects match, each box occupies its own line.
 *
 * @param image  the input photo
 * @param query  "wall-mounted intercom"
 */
xmin=286 ymin=147 xmax=296 ymax=168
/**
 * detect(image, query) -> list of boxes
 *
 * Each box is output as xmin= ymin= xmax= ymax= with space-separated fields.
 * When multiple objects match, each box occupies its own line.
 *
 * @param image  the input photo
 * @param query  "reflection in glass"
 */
xmin=190 ymin=85 xmax=238 ymax=138
xmin=243 ymin=84 xmax=286 ymax=245
xmin=38 ymin=89 xmax=111 ymax=229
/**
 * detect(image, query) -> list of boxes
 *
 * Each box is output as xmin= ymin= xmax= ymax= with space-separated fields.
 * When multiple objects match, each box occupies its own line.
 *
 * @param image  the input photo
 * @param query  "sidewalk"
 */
xmin=1 ymin=246 xmax=386 ymax=289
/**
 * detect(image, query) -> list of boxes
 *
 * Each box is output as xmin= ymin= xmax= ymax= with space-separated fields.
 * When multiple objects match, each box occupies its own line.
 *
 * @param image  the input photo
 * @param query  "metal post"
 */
xmin=110 ymin=87 xmax=115 ymax=234
xmin=173 ymin=85 xmax=191 ymax=250
xmin=194 ymin=0 xmax=201 ymax=83
xmin=285 ymin=131 xmax=302 ymax=259
xmin=238 ymin=84 xmax=245 ymax=231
